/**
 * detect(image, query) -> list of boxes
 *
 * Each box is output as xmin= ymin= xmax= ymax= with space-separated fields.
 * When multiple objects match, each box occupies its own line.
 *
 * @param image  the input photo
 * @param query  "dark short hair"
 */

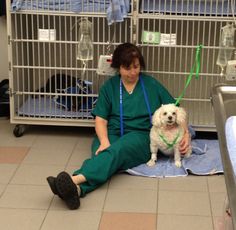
xmin=111 ymin=43 xmax=145 ymax=70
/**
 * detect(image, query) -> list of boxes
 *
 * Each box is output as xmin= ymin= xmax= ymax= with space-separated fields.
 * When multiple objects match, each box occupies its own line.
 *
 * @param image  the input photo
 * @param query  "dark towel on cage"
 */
xmin=36 ymin=74 xmax=77 ymax=95
xmin=36 ymin=74 xmax=96 ymax=111
xmin=54 ymin=80 xmax=97 ymax=112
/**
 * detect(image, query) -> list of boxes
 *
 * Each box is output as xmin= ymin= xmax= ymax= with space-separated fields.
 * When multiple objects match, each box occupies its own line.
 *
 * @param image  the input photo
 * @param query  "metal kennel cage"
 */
xmin=7 ymin=0 xmax=133 ymax=136
xmin=135 ymin=0 xmax=236 ymax=131
xmin=7 ymin=0 xmax=235 ymax=136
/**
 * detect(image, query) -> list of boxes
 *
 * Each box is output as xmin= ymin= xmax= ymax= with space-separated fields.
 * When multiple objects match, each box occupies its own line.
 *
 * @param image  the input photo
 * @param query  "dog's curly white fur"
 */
xmin=147 ymin=103 xmax=192 ymax=168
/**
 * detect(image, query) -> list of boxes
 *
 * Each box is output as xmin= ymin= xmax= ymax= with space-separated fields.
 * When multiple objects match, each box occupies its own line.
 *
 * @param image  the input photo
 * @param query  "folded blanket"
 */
xmin=126 ymin=139 xmax=223 ymax=177
xmin=11 ymin=0 xmax=233 ymax=24
xmin=11 ymin=0 xmax=110 ymax=12
xmin=140 ymin=0 xmax=235 ymax=15
xmin=106 ymin=0 xmax=130 ymax=25
xmin=11 ymin=0 xmax=128 ymax=24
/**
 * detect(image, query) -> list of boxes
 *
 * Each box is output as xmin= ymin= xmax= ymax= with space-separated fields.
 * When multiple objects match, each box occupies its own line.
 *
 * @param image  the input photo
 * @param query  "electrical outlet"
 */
xmin=226 ymin=60 xmax=236 ymax=81
xmin=97 ymin=55 xmax=117 ymax=76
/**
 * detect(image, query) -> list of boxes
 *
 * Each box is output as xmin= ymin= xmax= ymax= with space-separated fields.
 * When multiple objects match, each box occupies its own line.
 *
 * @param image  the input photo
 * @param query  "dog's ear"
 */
xmin=152 ymin=106 xmax=162 ymax=127
xmin=176 ymin=106 xmax=187 ymax=125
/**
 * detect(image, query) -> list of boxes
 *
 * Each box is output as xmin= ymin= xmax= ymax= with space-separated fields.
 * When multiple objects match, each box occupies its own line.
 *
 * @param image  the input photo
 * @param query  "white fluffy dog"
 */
xmin=147 ymin=103 xmax=192 ymax=168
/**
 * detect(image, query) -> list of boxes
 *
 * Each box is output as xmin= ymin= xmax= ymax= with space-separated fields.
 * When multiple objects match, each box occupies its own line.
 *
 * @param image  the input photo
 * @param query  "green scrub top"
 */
xmin=92 ymin=73 xmax=175 ymax=135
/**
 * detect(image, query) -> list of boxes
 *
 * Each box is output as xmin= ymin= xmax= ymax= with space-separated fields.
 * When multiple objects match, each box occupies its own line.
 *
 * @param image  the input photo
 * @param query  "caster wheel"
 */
xmin=13 ymin=125 xmax=25 ymax=137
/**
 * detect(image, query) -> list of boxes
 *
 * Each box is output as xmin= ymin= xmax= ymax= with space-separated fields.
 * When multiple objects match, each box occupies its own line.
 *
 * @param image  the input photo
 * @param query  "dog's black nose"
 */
xmin=168 ymin=116 xmax=172 ymax=120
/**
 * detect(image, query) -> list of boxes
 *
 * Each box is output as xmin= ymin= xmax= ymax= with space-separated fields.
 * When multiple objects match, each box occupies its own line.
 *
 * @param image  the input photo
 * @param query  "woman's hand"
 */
xmin=95 ymin=140 xmax=110 ymax=155
xmin=95 ymin=116 xmax=110 ymax=155
xmin=179 ymin=129 xmax=191 ymax=155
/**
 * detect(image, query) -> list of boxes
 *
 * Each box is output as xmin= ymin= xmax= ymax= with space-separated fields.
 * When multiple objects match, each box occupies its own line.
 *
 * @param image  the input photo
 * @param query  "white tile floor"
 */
xmin=0 ymin=118 xmax=230 ymax=230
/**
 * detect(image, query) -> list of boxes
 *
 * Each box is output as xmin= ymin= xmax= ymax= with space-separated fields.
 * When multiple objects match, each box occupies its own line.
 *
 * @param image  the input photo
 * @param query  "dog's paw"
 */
xmin=146 ymin=159 xmax=156 ymax=167
xmin=175 ymin=161 xmax=182 ymax=168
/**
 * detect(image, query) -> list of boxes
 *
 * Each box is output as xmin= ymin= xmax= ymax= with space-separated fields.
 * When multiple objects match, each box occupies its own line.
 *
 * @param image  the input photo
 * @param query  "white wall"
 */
xmin=0 ymin=17 xmax=8 ymax=81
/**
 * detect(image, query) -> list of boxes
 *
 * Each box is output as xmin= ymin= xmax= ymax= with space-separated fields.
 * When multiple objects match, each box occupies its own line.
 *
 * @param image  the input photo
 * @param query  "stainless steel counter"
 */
xmin=211 ymin=84 xmax=236 ymax=230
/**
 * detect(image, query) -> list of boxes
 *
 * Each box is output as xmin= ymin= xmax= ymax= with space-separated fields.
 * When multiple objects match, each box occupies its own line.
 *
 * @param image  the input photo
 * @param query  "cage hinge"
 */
xmin=8 ymin=35 xmax=11 ymax=45
xmin=9 ymin=88 xmax=14 ymax=97
xmin=132 ymin=0 xmax=138 ymax=44
xmin=9 ymin=62 xmax=11 ymax=71
xmin=132 ymin=24 xmax=137 ymax=43
xmin=133 ymin=0 xmax=138 ymax=11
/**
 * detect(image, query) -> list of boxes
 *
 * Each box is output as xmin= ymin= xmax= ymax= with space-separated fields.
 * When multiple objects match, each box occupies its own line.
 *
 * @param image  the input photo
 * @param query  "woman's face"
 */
xmin=119 ymin=58 xmax=141 ymax=84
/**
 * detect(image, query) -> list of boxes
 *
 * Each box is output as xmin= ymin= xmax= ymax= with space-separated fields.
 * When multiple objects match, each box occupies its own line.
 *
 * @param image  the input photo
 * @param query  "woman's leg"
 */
xmin=73 ymin=131 xmax=150 ymax=196
xmin=69 ymin=134 xmax=119 ymax=195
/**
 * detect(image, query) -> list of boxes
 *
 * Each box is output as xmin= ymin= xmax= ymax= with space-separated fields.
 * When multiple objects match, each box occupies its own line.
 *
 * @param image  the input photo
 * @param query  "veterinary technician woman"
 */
xmin=47 ymin=42 xmax=191 ymax=209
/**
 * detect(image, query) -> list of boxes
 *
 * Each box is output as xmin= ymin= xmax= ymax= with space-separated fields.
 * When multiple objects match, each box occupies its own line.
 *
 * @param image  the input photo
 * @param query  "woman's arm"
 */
xmin=179 ymin=122 xmax=191 ymax=154
xmin=94 ymin=116 xmax=111 ymax=155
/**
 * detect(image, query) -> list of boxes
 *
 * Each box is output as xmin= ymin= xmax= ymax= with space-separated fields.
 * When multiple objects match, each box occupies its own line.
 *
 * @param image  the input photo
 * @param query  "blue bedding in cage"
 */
xmin=140 ymin=0 xmax=236 ymax=15
xmin=225 ymin=116 xmax=236 ymax=177
xmin=54 ymin=81 xmax=97 ymax=111
xmin=18 ymin=97 xmax=94 ymax=118
xmin=11 ymin=0 xmax=131 ymax=25
xmin=11 ymin=0 xmax=111 ymax=12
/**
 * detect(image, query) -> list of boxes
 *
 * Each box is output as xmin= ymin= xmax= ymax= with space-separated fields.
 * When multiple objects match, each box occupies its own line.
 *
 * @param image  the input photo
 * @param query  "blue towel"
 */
xmin=106 ymin=0 xmax=130 ymax=25
xmin=126 ymin=139 xmax=223 ymax=177
xmin=12 ymin=0 xmax=72 ymax=11
xmin=18 ymin=97 xmax=94 ymax=118
xmin=140 ymin=0 xmax=236 ymax=16
xmin=11 ymin=0 xmax=22 ymax=10
xmin=54 ymin=80 xmax=97 ymax=112
xmin=11 ymin=0 xmax=110 ymax=12
xmin=11 ymin=0 xmax=130 ymax=24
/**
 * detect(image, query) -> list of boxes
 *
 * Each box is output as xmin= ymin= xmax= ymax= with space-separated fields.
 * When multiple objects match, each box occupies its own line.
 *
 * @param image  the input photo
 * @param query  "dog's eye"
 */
xmin=172 ymin=112 xmax=176 ymax=115
xmin=163 ymin=112 xmax=167 ymax=116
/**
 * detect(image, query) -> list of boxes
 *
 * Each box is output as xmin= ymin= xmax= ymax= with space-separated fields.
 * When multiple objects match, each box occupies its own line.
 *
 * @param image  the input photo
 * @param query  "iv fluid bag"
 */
xmin=77 ymin=34 xmax=93 ymax=61
xmin=216 ymin=24 xmax=235 ymax=73
xmin=77 ymin=19 xmax=93 ymax=61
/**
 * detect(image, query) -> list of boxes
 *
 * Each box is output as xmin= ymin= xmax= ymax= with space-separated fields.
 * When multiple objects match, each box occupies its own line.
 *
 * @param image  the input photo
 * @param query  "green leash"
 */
xmin=175 ymin=45 xmax=203 ymax=106
xmin=159 ymin=131 xmax=180 ymax=149
xmin=158 ymin=46 xmax=202 ymax=149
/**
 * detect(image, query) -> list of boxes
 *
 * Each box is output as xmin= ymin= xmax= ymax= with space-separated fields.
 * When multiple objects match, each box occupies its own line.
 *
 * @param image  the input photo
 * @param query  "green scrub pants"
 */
xmin=73 ymin=131 xmax=150 ymax=197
